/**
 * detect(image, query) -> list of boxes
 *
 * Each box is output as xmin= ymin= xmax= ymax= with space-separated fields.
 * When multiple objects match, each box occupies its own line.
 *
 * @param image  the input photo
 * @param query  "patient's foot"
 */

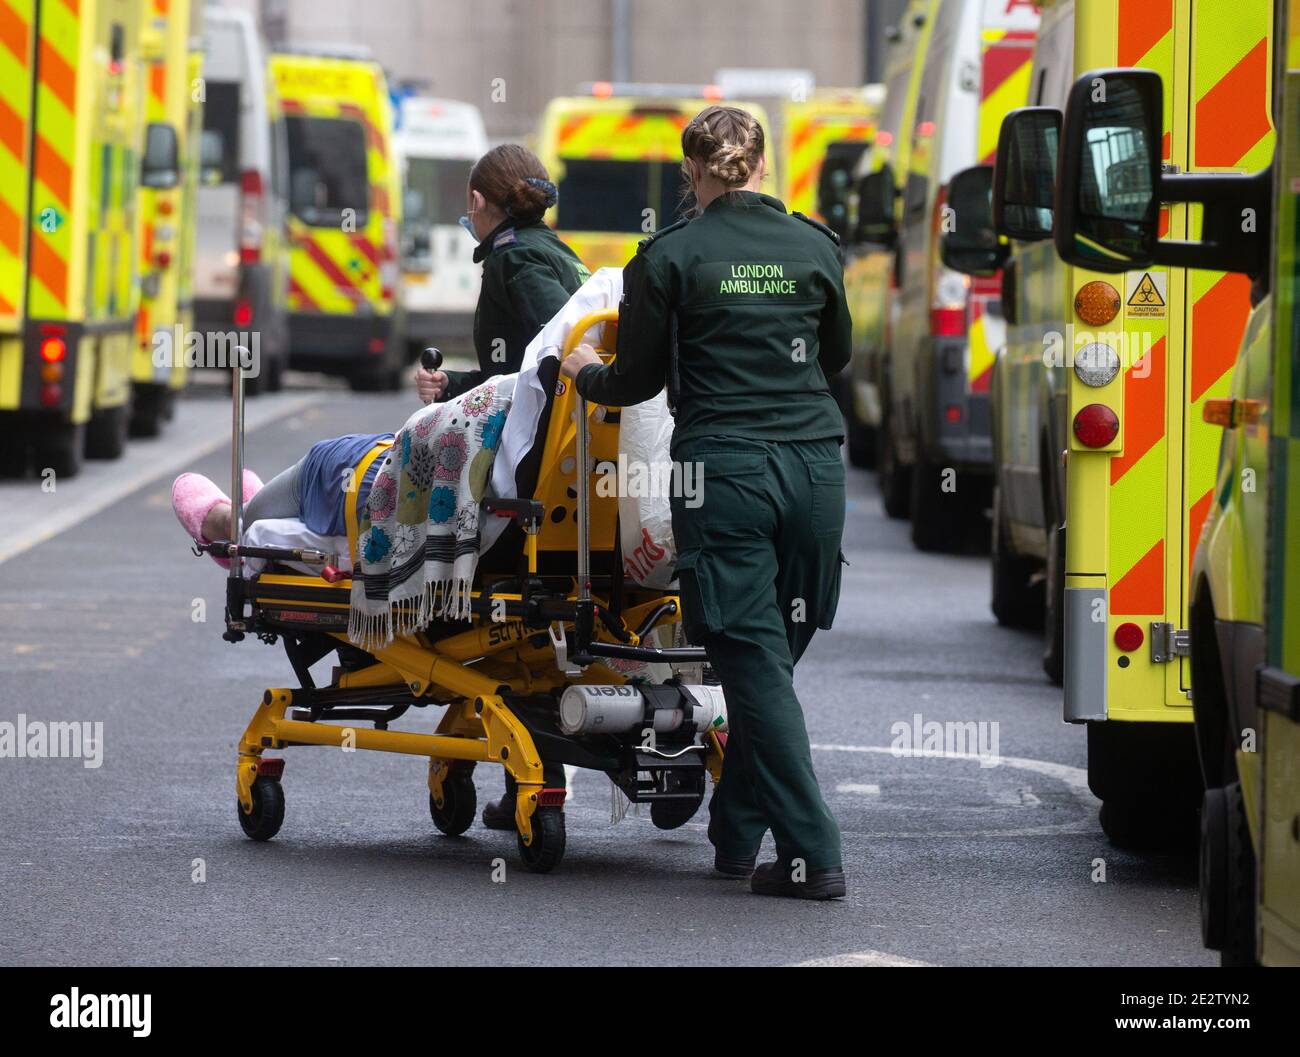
xmin=172 ymin=473 xmax=234 ymax=568
xmin=242 ymin=468 xmax=264 ymax=503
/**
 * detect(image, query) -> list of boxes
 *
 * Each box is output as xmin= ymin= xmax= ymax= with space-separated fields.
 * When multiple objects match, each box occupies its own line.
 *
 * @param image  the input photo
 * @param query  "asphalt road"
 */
xmin=0 ymin=376 xmax=1211 ymax=966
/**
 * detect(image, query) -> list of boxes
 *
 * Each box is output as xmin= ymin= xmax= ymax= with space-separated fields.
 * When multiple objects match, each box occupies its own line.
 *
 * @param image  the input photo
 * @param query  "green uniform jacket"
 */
xmin=576 ymin=191 xmax=851 ymax=447
xmin=443 ymin=218 xmax=590 ymax=400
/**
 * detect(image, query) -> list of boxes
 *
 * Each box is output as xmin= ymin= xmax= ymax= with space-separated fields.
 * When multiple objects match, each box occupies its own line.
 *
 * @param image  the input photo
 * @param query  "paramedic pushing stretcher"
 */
xmin=561 ymin=106 xmax=851 ymax=900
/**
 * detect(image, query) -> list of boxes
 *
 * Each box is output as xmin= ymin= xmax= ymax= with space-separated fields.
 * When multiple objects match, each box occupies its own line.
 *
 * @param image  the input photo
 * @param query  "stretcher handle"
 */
xmin=560 ymin=309 xmax=619 ymax=612
xmin=420 ymin=347 xmax=443 ymax=372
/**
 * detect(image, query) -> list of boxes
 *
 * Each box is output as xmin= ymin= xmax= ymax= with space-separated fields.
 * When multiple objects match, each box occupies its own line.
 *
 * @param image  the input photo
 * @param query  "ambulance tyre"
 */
xmin=878 ymin=419 xmax=910 ymax=520
xmin=349 ymin=363 xmax=402 ymax=392
xmin=33 ymin=422 xmax=84 ymax=480
xmin=237 ymin=776 xmax=285 ymax=842
xmin=991 ymin=485 xmax=1044 ymax=628
xmin=847 ymin=413 xmax=876 ymax=469
xmin=429 ymin=771 xmax=477 ymax=837
xmin=517 ymin=807 xmax=565 ymax=874
xmin=1200 ymin=783 xmax=1258 ymax=964
xmin=85 ymin=403 xmax=128 ymax=460
xmin=1042 ymin=522 xmax=1066 ymax=686
xmin=910 ymin=456 xmax=960 ymax=553
xmin=0 ymin=427 xmax=29 ymax=478
xmin=129 ymin=387 xmax=166 ymax=439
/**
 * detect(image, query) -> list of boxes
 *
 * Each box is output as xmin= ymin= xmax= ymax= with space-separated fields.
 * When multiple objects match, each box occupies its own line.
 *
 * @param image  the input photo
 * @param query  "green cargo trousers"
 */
xmin=670 ymin=435 xmax=846 ymax=871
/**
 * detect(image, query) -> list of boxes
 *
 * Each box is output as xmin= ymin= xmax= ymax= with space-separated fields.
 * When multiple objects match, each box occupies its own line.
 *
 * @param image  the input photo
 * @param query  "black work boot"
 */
xmin=482 ymin=767 xmax=565 ymax=831
xmin=708 ymin=817 xmax=757 ymax=877
xmin=750 ymin=860 xmax=846 ymax=900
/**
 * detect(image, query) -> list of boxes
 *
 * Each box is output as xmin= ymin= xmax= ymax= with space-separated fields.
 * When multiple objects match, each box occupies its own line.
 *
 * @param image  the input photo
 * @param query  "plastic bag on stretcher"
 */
xmin=614 ymin=389 xmax=677 ymax=588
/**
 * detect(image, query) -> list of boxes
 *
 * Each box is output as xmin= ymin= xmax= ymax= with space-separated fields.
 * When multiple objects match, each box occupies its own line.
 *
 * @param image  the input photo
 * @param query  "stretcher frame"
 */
xmin=199 ymin=312 xmax=720 ymax=872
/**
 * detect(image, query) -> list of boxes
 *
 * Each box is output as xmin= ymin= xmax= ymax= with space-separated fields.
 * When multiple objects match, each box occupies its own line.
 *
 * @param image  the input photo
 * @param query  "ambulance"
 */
xmin=131 ymin=0 xmax=203 ymax=437
xmin=840 ymin=0 xmax=935 ymax=470
xmin=992 ymin=0 xmax=1275 ymax=849
xmin=271 ymin=48 xmax=404 ymax=390
xmin=1047 ymin=0 xmax=1299 ymax=970
xmin=393 ymin=96 xmax=487 ymax=357
xmin=0 ymin=0 xmax=161 ymax=478
xmin=873 ymin=0 xmax=1040 ymax=553
xmin=779 ymin=88 xmax=879 ymax=223
xmin=536 ymin=89 xmax=775 ymax=272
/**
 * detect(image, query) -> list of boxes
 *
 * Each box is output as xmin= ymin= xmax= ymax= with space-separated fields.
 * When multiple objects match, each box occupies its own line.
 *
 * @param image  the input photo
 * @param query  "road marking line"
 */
xmin=792 ymin=950 xmax=936 ymax=967
xmin=0 ymin=393 xmax=317 ymax=566
xmin=836 ymin=782 xmax=880 ymax=796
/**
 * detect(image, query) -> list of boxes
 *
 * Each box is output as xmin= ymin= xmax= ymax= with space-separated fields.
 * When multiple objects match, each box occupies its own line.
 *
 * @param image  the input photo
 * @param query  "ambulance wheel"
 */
xmin=429 ymin=772 xmax=477 ymax=837
xmin=517 ymin=807 xmax=565 ymax=874
xmin=878 ymin=420 xmax=910 ymax=519
xmin=0 ymin=428 xmax=29 ymax=479
xmin=85 ymin=404 xmax=128 ymax=460
xmin=910 ymin=457 xmax=960 ymax=552
xmin=991 ymin=485 xmax=1044 ymax=628
xmin=129 ymin=387 xmax=166 ymax=439
xmin=237 ymin=776 xmax=285 ymax=842
xmin=1201 ymin=782 xmax=1258 ymax=966
xmin=33 ymin=422 xmax=84 ymax=479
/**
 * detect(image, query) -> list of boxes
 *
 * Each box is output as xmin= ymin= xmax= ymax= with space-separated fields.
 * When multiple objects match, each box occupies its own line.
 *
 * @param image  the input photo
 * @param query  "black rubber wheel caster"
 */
xmin=238 ymin=776 xmax=285 ymax=841
xmin=429 ymin=771 xmax=477 ymax=836
xmin=517 ymin=807 xmax=566 ymax=874
xmin=650 ymin=793 xmax=704 ymax=830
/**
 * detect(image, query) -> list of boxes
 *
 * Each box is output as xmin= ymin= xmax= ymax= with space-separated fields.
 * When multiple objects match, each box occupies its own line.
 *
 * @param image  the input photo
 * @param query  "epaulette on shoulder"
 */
xmin=636 ymin=217 xmax=690 ymax=254
xmin=791 ymin=210 xmax=840 ymax=245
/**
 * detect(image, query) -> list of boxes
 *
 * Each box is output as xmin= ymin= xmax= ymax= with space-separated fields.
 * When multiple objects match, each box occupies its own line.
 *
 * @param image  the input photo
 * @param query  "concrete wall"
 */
xmin=228 ymin=0 xmax=868 ymax=141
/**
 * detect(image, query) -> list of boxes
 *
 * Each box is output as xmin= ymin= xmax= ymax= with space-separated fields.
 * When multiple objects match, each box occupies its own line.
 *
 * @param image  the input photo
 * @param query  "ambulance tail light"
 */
xmin=930 ymin=267 xmax=970 ymax=337
xmin=1073 ymin=403 xmax=1119 ymax=448
xmin=239 ymin=169 xmax=263 ymax=265
xmin=233 ymin=299 xmax=254 ymax=328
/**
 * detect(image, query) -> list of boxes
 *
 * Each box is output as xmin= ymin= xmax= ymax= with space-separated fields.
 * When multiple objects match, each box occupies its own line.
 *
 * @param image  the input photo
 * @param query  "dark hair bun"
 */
xmin=505 ymin=176 xmax=557 ymax=220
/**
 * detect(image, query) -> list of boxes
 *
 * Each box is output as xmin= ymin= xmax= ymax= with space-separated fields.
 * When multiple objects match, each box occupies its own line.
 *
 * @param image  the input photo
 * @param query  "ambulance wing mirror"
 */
xmin=993 ymin=107 xmax=1060 ymax=242
xmin=855 ymin=163 xmax=897 ymax=246
xmin=141 ymin=122 xmax=180 ymax=190
xmin=1055 ymin=68 xmax=1271 ymax=277
xmin=940 ymin=165 xmax=1006 ymax=277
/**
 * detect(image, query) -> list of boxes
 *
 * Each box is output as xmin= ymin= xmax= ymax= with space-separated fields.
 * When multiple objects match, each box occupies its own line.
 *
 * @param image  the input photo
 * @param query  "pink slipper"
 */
xmin=172 ymin=473 xmax=232 ymax=568
xmin=242 ymin=469 xmax=264 ymax=503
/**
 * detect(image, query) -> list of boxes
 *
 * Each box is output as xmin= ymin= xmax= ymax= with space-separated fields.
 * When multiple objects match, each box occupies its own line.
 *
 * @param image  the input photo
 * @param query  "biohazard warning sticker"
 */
xmin=1125 ymin=271 xmax=1167 ymax=318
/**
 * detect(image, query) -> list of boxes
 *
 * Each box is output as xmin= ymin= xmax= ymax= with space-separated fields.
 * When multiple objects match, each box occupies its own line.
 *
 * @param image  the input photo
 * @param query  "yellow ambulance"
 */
xmin=270 ymin=49 xmax=404 ymax=390
xmin=131 ymin=0 xmax=203 ymax=437
xmin=1018 ymin=0 xmax=1275 ymax=849
xmin=535 ymin=90 xmax=775 ymax=272
xmin=0 ymin=0 xmax=164 ymax=478
xmin=780 ymin=88 xmax=879 ymax=223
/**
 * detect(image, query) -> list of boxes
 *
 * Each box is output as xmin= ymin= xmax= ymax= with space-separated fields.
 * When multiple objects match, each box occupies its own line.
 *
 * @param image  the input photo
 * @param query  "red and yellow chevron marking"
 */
xmin=274 ymin=54 xmax=397 ymax=318
xmin=0 ymin=0 xmax=34 ymax=326
xmin=1106 ymin=0 xmax=1178 ymax=617
xmin=556 ymin=108 xmax=690 ymax=163
xmin=26 ymin=0 xmax=78 ymax=319
xmin=781 ymin=96 xmax=876 ymax=218
xmin=978 ymin=29 xmax=1036 ymax=165
xmin=1184 ymin=3 xmax=1273 ymax=582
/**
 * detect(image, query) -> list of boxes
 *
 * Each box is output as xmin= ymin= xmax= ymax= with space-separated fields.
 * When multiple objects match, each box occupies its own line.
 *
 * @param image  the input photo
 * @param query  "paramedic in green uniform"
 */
xmin=417 ymin=143 xmax=589 ymax=830
xmin=561 ymin=106 xmax=851 ymax=900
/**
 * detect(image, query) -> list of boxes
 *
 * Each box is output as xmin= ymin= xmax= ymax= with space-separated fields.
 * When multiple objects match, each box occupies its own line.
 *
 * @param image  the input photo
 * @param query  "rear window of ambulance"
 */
xmin=556 ymin=158 xmax=688 ymax=233
xmin=201 ymin=82 xmax=241 ymax=185
xmin=285 ymin=116 xmax=370 ymax=227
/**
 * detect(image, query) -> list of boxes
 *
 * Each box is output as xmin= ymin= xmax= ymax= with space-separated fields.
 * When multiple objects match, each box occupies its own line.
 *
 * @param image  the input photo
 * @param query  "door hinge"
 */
xmin=1150 ymin=622 xmax=1191 ymax=663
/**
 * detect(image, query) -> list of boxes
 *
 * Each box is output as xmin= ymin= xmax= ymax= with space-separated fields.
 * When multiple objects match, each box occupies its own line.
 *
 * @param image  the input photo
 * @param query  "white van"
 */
xmin=195 ymin=6 xmax=289 ymax=392
xmin=393 ymin=97 xmax=488 ymax=355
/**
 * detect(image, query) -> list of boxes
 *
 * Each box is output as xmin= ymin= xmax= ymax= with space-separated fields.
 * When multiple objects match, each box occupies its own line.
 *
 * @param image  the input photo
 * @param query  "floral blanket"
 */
xmin=349 ymin=375 xmax=515 ymax=649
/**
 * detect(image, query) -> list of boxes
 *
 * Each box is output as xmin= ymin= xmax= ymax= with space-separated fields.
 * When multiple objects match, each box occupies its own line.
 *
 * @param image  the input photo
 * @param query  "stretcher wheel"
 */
xmin=429 ymin=772 xmax=477 ymax=837
xmin=237 ymin=776 xmax=285 ymax=842
xmin=650 ymin=795 xmax=703 ymax=830
xmin=517 ymin=807 xmax=565 ymax=874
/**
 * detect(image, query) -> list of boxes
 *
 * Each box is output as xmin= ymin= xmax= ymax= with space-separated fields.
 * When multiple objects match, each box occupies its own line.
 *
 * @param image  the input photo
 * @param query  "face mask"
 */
xmin=458 ymin=214 xmax=478 ymax=241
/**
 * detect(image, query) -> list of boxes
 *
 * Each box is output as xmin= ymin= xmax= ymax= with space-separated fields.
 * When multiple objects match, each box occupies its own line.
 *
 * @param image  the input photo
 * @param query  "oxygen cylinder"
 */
xmin=558 ymin=684 xmax=727 ymax=735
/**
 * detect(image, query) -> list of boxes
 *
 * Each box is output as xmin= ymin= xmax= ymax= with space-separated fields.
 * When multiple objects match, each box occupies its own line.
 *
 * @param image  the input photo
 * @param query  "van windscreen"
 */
xmin=556 ymin=159 xmax=687 ymax=233
xmin=285 ymin=116 xmax=370 ymax=227
xmin=405 ymin=157 xmax=472 ymax=226
xmin=201 ymin=82 xmax=241 ymax=185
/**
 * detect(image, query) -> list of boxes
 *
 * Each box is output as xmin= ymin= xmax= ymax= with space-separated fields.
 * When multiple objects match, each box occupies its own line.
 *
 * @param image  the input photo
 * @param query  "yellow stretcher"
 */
xmin=198 ymin=311 xmax=724 ymax=873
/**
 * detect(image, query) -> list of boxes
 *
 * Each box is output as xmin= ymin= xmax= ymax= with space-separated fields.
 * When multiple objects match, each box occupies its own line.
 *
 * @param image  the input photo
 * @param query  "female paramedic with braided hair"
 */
xmin=561 ymin=105 xmax=851 ymax=900
xmin=417 ymin=143 xmax=590 ymax=831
